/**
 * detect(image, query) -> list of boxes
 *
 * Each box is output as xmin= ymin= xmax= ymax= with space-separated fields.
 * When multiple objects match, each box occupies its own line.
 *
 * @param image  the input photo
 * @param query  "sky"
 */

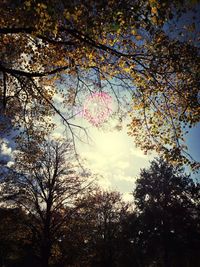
xmin=49 ymin=91 xmax=154 ymax=201
xmin=51 ymin=95 xmax=200 ymax=202
xmin=51 ymin=119 xmax=151 ymax=202
xmin=1 ymin=93 xmax=200 ymax=203
xmin=77 ymin=125 xmax=155 ymax=202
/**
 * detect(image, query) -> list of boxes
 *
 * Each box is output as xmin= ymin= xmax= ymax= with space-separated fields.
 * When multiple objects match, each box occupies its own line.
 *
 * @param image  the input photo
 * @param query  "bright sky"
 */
xmin=52 ymin=91 xmax=200 ymax=202
xmin=52 ymin=106 xmax=156 ymax=202
xmin=77 ymin=125 xmax=155 ymax=202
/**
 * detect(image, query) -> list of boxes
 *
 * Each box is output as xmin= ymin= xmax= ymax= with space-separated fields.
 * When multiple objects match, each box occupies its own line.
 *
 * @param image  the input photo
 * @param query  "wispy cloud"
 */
xmin=130 ymin=148 xmax=147 ymax=158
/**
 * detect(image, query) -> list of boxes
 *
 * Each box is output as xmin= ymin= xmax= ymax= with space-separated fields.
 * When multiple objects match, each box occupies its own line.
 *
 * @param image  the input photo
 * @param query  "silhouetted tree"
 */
xmin=0 ymin=207 xmax=36 ymax=267
xmin=133 ymin=158 xmax=200 ymax=267
xmin=0 ymin=138 xmax=92 ymax=267
xmin=57 ymin=189 xmax=131 ymax=267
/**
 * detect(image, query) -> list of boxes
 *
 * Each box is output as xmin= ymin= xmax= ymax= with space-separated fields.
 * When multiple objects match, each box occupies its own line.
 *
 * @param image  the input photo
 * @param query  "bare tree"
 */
xmin=0 ymin=138 xmax=93 ymax=267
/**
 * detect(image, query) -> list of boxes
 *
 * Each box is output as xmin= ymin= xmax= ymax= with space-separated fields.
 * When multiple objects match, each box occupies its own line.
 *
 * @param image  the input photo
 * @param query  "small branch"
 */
xmin=3 ymin=72 xmax=7 ymax=109
xmin=30 ymin=78 xmax=90 ymax=151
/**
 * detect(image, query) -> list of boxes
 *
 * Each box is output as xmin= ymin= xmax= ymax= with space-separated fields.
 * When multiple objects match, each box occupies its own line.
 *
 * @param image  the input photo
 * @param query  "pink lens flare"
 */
xmin=83 ymin=92 xmax=113 ymax=126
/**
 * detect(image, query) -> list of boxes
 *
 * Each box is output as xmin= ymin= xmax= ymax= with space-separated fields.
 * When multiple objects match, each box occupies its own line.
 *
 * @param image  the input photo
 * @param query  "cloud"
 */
xmin=112 ymin=173 xmax=134 ymax=183
xmin=96 ymin=174 xmax=112 ymax=189
xmin=0 ymin=140 xmax=13 ymax=166
xmin=123 ymin=192 xmax=134 ymax=202
xmin=53 ymin=93 xmax=64 ymax=103
xmin=1 ymin=142 xmax=12 ymax=156
xmin=116 ymin=161 xmax=130 ymax=170
xmin=130 ymin=147 xmax=147 ymax=158
xmin=51 ymin=132 xmax=64 ymax=140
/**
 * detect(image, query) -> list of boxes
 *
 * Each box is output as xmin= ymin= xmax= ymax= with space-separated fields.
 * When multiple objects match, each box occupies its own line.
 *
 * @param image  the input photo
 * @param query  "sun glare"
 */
xmin=94 ymin=131 xmax=125 ymax=156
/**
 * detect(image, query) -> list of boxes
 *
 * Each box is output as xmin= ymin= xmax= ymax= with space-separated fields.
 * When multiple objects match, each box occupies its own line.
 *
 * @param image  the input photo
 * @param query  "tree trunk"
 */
xmin=163 ymin=250 xmax=170 ymax=267
xmin=41 ymin=242 xmax=51 ymax=267
xmin=41 ymin=195 xmax=53 ymax=267
xmin=41 ymin=218 xmax=51 ymax=267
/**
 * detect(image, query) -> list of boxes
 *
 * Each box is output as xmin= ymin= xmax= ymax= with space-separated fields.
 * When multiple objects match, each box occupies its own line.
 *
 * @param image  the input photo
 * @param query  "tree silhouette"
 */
xmin=56 ymin=189 xmax=130 ymax=267
xmin=0 ymin=138 xmax=92 ymax=267
xmin=133 ymin=158 xmax=200 ymax=267
xmin=0 ymin=207 xmax=32 ymax=267
xmin=1 ymin=157 xmax=200 ymax=266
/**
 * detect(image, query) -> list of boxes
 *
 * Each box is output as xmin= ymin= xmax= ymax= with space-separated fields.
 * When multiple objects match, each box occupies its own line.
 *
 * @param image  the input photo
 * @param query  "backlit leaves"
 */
xmin=0 ymin=0 xmax=199 ymax=169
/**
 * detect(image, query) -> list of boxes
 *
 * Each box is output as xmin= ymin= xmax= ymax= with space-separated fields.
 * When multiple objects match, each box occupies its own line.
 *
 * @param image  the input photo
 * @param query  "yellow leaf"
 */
xmin=131 ymin=29 xmax=137 ymax=35
xmin=151 ymin=16 xmax=158 ymax=24
xmin=25 ymin=1 xmax=31 ymax=7
xmin=151 ymin=7 xmax=158 ymax=15
xmin=136 ymin=35 xmax=142 ymax=41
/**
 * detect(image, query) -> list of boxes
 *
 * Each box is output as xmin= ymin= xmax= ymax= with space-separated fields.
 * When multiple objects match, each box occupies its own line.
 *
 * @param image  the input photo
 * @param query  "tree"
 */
xmin=0 ymin=207 xmax=33 ymax=267
xmin=58 ymin=189 xmax=131 ymax=267
xmin=81 ymin=190 xmax=129 ymax=267
xmin=133 ymin=158 xmax=200 ymax=267
xmin=0 ymin=0 xmax=200 ymax=168
xmin=0 ymin=138 xmax=92 ymax=267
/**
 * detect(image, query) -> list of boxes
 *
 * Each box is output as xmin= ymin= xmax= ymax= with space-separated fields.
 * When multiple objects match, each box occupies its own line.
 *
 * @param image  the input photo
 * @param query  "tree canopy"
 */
xmin=132 ymin=158 xmax=200 ymax=267
xmin=0 ymin=1 xmax=200 ymax=165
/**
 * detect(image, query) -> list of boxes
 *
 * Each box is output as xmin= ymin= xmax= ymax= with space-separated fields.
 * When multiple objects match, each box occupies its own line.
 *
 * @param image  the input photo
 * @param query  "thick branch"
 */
xmin=0 ymin=64 xmax=69 ymax=77
xmin=0 ymin=27 xmax=34 ymax=34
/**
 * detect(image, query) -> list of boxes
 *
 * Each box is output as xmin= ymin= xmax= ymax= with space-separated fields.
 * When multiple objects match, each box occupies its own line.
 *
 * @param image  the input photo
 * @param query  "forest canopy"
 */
xmin=0 ymin=0 xmax=200 ymax=167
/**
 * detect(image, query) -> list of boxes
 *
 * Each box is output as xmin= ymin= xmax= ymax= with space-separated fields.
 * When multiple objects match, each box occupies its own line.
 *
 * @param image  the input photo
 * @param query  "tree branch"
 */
xmin=0 ymin=63 xmax=70 ymax=77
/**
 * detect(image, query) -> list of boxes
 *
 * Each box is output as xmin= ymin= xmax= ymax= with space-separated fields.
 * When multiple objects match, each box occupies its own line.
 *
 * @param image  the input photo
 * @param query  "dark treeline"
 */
xmin=0 ymin=141 xmax=200 ymax=267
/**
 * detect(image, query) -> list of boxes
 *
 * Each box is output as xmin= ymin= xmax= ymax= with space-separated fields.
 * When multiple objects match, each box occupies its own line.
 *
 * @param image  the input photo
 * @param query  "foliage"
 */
xmin=0 ymin=208 xmax=32 ymax=267
xmin=45 ymin=188 xmax=133 ymax=267
xmin=133 ymin=158 xmax=200 ymax=266
xmin=0 ymin=0 xmax=200 ymax=168
xmin=76 ymin=189 xmax=129 ymax=267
